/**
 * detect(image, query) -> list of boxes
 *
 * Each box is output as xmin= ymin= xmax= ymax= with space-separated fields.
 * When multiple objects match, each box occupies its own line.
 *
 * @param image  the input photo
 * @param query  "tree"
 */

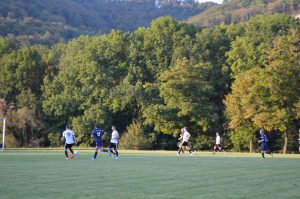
xmin=42 ymin=31 xmax=131 ymax=144
xmin=226 ymin=14 xmax=297 ymax=77
xmin=225 ymin=28 xmax=300 ymax=153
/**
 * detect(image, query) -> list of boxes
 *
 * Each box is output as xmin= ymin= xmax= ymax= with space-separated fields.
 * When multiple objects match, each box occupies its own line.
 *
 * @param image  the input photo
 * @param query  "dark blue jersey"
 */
xmin=91 ymin=128 xmax=105 ymax=142
xmin=260 ymin=134 xmax=268 ymax=144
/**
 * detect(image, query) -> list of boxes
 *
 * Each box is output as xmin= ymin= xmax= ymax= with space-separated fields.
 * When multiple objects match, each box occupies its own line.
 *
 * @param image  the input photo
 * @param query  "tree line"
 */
xmin=0 ymin=0 xmax=214 ymax=46
xmin=1 ymin=14 xmax=300 ymax=153
xmin=188 ymin=0 xmax=300 ymax=27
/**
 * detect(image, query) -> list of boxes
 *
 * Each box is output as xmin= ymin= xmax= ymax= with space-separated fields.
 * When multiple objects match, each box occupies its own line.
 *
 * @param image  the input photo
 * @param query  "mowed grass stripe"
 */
xmin=0 ymin=151 xmax=299 ymax=199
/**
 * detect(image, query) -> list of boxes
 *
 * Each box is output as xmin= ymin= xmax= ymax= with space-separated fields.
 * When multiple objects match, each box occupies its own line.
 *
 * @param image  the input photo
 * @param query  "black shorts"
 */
xmin=182 ymin=141 xmax=188 ymax=147
xmin=64 ymin=143 xmax=74 ymax=150
xmin=109 ymin=142 xmax=118 ymax=150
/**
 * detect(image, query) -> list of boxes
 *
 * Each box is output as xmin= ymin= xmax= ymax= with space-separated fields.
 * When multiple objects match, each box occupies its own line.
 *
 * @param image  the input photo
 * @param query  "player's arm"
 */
xmin=178 ymin=135 xmax=183 ymax=141
xmin=61 ymin=133 xmax=66 ymax=142
xmin=187 ymin=134 xmax=191 ymax=140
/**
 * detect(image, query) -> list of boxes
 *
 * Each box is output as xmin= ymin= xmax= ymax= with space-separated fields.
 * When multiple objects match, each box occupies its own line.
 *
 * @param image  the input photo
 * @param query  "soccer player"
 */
xmin=177 ymin=128 xmax=185 ymax=155
xmin=62 ymin=125 xmax=77 ymax=160
xmin=177 ymin=127 xmax=196 ymax=156
xmin=91 ymin=125 xmax=106 ymax=160
xmin=213 ymin=132 xmax=221 ymax=155
xmin=108 ymin=125 xmax=120 ymax=159
xmin=258 ymin=129 xmax=272 ymax=159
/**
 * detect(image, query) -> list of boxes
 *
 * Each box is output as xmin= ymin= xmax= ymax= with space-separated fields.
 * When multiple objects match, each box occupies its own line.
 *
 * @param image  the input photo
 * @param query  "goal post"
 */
xmin=0 ymin=117 xmax=5 ymax=151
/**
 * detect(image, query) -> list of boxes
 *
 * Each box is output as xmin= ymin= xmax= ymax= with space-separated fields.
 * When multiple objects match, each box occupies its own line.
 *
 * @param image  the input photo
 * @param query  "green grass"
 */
xmin=0 ymin=150 xmax=299 ymax=199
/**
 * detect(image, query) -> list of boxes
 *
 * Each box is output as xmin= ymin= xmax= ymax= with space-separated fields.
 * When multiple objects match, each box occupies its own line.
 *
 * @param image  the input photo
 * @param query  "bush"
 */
xmin=47 ymin=132 xmax=62 ymax=147
xmin=0 ymin=132 xmax=19 ymax=147
xmin=192 ymin=134 xmax=214 ymax=150
xmin=229 ymin=125 xmax=257 ymax=152
xmin=119 ymin=120 xmax=150 ymax=150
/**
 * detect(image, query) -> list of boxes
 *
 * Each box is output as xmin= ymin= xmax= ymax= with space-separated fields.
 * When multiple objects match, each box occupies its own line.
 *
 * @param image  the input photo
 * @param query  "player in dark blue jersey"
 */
xmin=258 ymin=129 xmax=272 ymax=159
xmin=91 ymin=125 xmax=106 ymax=160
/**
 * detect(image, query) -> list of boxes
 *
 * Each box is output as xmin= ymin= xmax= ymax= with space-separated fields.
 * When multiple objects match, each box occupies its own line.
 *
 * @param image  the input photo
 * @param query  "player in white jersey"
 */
xmin=108 ymin=125 xmax=119 ymax=159
xmin=213 ymin=132 xmax=221 ymax=155
xmin=177 ymin=127 xmax=196 ymax=156
xmin=62 ymin=125 xmax=77 ymax=160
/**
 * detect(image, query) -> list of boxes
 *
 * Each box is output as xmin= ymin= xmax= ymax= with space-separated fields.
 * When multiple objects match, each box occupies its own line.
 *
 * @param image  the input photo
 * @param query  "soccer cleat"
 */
xmin=115 ymin=156 xmax=120 ymax=160
xmin=65 ymin=157 xmax=69 ymax=160
xmin=193 ymin=151 xmax=196 ymax=155
xmin=71 ymin=154 xmax=75 ymax=159
xmin=91 ymin=157 xmax=96 ymax=160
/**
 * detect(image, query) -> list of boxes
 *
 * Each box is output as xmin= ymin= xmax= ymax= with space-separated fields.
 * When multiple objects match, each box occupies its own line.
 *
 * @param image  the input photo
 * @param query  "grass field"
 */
xmin=0 ymin=150 xmax=300 ymax=199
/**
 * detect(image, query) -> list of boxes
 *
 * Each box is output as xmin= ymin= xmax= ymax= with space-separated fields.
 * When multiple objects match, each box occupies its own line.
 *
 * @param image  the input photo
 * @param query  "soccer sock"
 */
xmin=94 ymin=152 xmax=98 ymax=159
xmin=110 ymin=149 xmax=115 ymax=155
xmin=70 ymin=148 xmax=74 ymax=154
xmin=189 ymin=148 xmax=194 ymax=154
xmin=115 ymin=150 xmax=119 ymax=157
xmin=262 ymin=152 xmax=265 ymax=158
xmin=65 ymin=151 xmax=68 ymax=158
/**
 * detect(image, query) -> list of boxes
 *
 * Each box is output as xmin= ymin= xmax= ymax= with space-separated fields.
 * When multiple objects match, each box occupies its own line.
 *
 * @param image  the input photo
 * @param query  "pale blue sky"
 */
xmin=197 ymin=0 xmax=223 ymax=4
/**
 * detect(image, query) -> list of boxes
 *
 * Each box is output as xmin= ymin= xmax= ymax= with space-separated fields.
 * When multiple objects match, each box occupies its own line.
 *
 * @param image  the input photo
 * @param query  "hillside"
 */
xmin=0 ymin=0 xmax=215 ymax=45
xmin=188 ymin=0 xmax=300 ymax=27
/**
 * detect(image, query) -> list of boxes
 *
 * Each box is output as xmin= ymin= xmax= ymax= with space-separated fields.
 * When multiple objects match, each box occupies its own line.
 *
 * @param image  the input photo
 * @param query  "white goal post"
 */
xmin=1 ymin=117 xmax=5 ymax=151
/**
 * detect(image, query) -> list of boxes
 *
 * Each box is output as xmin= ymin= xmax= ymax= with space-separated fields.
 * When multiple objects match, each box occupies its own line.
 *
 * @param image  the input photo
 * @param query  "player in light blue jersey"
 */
xmin=91 ymin=125 xmax=106 ymax=160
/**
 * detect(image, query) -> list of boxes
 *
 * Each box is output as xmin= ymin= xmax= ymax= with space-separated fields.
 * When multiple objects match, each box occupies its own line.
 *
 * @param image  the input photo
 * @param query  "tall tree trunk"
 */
xmin=283 ymin=134 xmax=288 ymax=154
xmin=249 ymin=140 xmax=253 ymax=153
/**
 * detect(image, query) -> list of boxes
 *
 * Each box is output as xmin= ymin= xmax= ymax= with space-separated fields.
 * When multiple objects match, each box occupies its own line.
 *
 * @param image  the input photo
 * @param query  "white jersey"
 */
xmin=110 ymin=130 xmax=119 ymax=144
xmin=182 ymin=131 xmax=190 ymax=142
xmin=216 ymin=135 xmax=221 ymax=145
xmin=63 ymin=130 xmax=75 ymax=144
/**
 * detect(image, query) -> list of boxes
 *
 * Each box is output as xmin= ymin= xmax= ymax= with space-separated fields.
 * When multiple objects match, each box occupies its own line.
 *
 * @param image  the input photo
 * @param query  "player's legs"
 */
xmin=261 ymin=143 xmax=267 ymax=159
xmin=108 ymin=142 xmax=116 ymax=157
xmin=213 ymin=144 xmax=220 ymax=154
xmin=64 ymin=143 xmax=69 ymax=159
xmin=213 ymin=144 xmax=217 ymax=154
xmin=93 ymin=141 xmax=102 ymax=160
xmin=114 ymin=143 xmax=119 ymax=158
xmin=93 ymin=146 xmax=99 ymax=160
xmin=69 ymin=144 xmax=75 ymax=158
xmin=178 ymin=142 xmax=184 ymax=155
xmin=179 ymin=147 xmax=184 ymax=154
xmin=186 ymin=145 xmax=195 ymax=155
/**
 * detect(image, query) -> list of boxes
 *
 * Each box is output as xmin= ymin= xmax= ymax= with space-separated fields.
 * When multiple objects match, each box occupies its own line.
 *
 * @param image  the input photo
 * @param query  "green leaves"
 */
xmin=225 ymin=26 xmax=300 ymax=152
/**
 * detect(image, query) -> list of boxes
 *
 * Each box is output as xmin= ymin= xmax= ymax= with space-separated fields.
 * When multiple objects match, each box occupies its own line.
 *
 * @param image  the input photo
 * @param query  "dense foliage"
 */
xmin=188 ymin=0 xmax=300 ymax=27
xmin=0 ymin=0 xmax=215 ymax=45
xmin=1 ymin=14 xmax=300 ymax=152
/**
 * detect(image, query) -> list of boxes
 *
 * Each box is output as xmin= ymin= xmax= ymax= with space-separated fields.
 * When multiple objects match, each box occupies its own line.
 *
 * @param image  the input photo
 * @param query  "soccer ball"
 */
xmin=74 ymin=151 xmax=79 ymax=155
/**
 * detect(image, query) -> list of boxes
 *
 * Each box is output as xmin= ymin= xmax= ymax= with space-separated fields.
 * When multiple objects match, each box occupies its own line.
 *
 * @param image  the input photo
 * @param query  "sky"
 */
xmin=197 ymin=0 xmax=223 ymax=4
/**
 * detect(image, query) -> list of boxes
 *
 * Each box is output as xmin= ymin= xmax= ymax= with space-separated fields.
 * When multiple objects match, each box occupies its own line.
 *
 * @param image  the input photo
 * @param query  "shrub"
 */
xmin=119 ymin=120 xmax=150 ymax=150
